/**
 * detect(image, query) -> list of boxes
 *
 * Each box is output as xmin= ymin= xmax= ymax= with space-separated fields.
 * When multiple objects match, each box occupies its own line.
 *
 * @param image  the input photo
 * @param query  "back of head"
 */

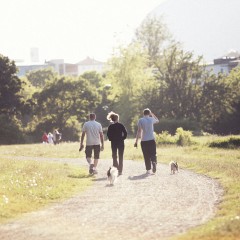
xmin=89 ymin=113 xmax=96 ymax=120
xmin=107 ymin=111 xmax=119 ymax=122
xmin=143 ymin=108 xmax=151 ymax=116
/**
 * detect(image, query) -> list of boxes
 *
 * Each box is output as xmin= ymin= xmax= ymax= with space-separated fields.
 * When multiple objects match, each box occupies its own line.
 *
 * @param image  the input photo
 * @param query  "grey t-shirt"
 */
xmin=82 ymin=120 xmax=103 ymax=145
xmin=137 ymin=116 xmax=158 ymax=141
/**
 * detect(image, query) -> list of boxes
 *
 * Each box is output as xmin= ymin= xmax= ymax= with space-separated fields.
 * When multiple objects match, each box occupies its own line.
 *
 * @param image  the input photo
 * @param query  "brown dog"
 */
xmin=169 ymin=161 xmax=178 ymax=174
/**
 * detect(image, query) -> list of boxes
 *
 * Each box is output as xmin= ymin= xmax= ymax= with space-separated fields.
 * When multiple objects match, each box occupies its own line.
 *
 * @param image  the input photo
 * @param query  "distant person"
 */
xmin=42 ymin=132 xmax=48 ymax=143
xmin=79 ymin=113 xmax=104 ymax=175
xmin=134 ymin=108 xmax=159 ymax=175
xmin=53 ymin=129 xmax=61 ymax=145
xmin=47 ymin=132 xmax=54 ymax=144
xmin=106 ymin=111 xmax=127 ymax=176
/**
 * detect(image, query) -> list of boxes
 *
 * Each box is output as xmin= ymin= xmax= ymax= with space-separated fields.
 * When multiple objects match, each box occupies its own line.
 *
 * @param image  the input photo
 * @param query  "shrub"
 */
xmin=208 ymin=137 xmax=240 ymax=149
xmin=155 ymin=131 xmax=176 ymax=145
xmin=175 ymin=127 xmax=193 ymax=146
xmin=154 ymin=118 xmax=201 ymax=135
xmin=0 ymin=114 xmax=25 ymax=144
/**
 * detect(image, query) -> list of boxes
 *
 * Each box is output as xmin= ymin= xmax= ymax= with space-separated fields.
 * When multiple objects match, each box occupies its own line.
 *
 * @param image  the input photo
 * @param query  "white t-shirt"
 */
xmin=82 ymin=120 xmax=103 ymax=145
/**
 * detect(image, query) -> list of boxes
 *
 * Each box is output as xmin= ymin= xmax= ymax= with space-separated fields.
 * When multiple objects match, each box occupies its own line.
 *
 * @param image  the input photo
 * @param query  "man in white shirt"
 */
xmin=134 ymin=108 xmax=159 ymax=174
xmin=79 ymin=113 xmax=104 ymax=174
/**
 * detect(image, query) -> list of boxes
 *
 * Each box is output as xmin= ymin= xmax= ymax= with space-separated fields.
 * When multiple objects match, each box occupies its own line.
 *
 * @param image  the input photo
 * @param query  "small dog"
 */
xmin=107 ymin=166 xmax=118 ymax=185
xmin=169 ymin=161 xmax=178 ymax=174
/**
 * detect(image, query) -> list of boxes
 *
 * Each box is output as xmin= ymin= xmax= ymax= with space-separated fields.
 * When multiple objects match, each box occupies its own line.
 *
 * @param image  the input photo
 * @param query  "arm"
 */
xmin=79 ymin=132 xmax=85 ymax=151
xmin=150 ymin=111 xmax=159 ymax=123
xmin=100 ymin=132 xmax=104 ymax=151
xmin=134 ymin=126 xmax=141 ymax=147
xmin=122 ymin=125 xmax=127 ymax=140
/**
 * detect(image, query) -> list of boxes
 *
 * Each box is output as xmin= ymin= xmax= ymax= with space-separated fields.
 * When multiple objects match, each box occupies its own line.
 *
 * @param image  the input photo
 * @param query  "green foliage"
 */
xmin=64 ymin=116 xmax=81 ymax=141
xmin=175 ymin=127 xmax=193 ymax=146
xmin=135 ymin=16 xmax=170 ymax=64
xmin=208 ymin=136 xmax=240 ymax=149
xmin=81 ymin=71 xmax=103 ymax=88
xmin=26 ymin=67 xmax=57 ymax=88
xmin=154 ymin=118 xmax=200 ymax=135
xmin=31 ymin=76 xmax=100 ymax=141
xmin=106 ymin=43 xmax=153 ymax=131
xmin=0 ymin=114 xmax=25 ymax=144
xmin=155 ymin=131 xmax=175 ymax=145
xmin=0 ymin=54 xmax=24 ymax=115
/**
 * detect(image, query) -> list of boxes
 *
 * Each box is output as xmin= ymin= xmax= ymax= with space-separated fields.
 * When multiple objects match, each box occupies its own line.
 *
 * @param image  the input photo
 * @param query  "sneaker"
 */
xmin=118 ymin=172 xmax=122 ymax=176
xmin=146 ymin=170 xmax=151 ymax=175
xmin=93 ymin=169 xmax=98 ymax=174
xmin=89 ymin=164 xmax=94 ymax=174
xmin=152 ymin=162 xmax=157 ymax=174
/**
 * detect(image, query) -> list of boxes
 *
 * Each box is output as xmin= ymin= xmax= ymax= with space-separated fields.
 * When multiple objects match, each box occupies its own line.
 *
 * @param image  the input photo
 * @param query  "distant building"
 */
xmin=16 ymin=57 xmax=105 ymax=77
xmin=16 ymin=62 xmax=49 ymax=77
xmin=30 ymin=48 xmax=40 ymax=62
xmin=77 ymin=57 xmax=105 ymax=74
xmin=206 ymin=51 xmax=240 ymax=75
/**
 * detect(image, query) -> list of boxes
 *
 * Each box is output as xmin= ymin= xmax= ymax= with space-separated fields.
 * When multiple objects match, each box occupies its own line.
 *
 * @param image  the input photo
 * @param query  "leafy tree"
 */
xmin=26 ymin=67 xmax=57 ymax=88
xmin=135 ymin=16 xmax=170 ymax=66
xmin=0 ymin=114 xmax=25 ymax=144
xmin=0 ymin=54 xmax=23 ymax=115
xmin=81 ymin=71 xmax=103 ymax=88
xmin=204 ymin=67 xmax=240 ymax=134
xmin=135 ymin=17 xmax=205 ymax=127
xmin=33 ymin=76 xmax=101 ymax=141
xmin=155 ymin=43 xmax=204 ymax=120
xmin=106 ymin=43 xmax=154 ymax=131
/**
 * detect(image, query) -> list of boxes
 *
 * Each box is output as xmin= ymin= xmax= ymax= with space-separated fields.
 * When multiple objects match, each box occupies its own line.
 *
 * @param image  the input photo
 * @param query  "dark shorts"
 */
xmin=85 ymin=145 xmax=100 ymax=159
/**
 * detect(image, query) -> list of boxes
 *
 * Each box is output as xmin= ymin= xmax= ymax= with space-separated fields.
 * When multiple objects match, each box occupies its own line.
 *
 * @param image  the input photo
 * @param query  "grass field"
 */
xmin=0 ymin=136 xmax=239 ymax=239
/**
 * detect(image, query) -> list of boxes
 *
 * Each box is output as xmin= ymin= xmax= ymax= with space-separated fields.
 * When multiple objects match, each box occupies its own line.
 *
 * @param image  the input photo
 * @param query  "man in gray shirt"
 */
xmin=79 ymin=113 xmax=104 ymax=174
xmin=134 ymin=108 xmax=159 ymax=174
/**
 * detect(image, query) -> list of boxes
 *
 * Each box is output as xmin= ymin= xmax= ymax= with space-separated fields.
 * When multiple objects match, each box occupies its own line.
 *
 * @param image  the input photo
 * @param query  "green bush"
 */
xmin=175 ymin=127 xmax=193 ymax=146
xmin=155 ymin=131 xmax=176 ymax=145
xmin=208 ymin=137 xmax=240 ymax=149
xmin=154 ymin=118 xmax=200 ymax=135
xmin=0 ymin=114 xmax=25 ymax=144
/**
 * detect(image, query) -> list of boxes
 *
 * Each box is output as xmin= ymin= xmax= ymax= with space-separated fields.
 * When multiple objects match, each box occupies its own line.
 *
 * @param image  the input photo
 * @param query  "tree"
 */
xmin=26 ymin=67 xmax=57 ymax=88
xmin=135 ymin=17 xmax=206 ymax=129
xmin=203 ymin=67 xmax=240 ymax=134
xmin=33 ymin=76 xmax=101 ymax=141
xmin=106 ymin=43 xmax=154 ymax=131
xmin=0 ymin=54 xmax=23 ymax=115
xmin=135 ymin=16 xmax=170 ymax=66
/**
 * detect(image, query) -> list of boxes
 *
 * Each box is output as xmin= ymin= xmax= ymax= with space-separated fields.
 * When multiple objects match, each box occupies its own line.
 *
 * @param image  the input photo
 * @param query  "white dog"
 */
xmin=107 ymin=166 xmax=118 ymax=185
xmin=169 ymin=161 xmax=179 ymax=174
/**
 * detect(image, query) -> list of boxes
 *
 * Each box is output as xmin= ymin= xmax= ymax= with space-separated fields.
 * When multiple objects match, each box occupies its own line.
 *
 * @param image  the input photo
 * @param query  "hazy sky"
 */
xmin=0 ymin=0 xmax=166 ymax=63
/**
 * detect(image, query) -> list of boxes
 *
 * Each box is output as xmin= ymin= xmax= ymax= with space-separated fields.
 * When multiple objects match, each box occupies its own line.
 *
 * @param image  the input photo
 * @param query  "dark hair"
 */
xmin=143 ymin=108 xmax=150 ymax=115
xmin=89 ymin=113 xmax=96 ymax=120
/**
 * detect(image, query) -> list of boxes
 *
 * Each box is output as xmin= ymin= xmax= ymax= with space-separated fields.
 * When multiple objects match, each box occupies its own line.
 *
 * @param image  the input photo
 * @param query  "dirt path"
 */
xmin=0 ymin=157 xmax=223 ymax=240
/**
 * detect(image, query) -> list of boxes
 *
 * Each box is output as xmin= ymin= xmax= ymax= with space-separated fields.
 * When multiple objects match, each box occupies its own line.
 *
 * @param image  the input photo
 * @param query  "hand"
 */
xmin=79 ymin=144 xmax=84 ymax=151
xmin=101 ymin=145 xmax=104 ymax=151
xmin=134 ymin=142 xmax=138 ymax=148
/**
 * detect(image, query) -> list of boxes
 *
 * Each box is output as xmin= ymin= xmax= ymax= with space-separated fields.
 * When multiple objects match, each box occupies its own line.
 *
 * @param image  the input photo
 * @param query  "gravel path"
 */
xmin=0 ymin=157 xmax=223 ymax=240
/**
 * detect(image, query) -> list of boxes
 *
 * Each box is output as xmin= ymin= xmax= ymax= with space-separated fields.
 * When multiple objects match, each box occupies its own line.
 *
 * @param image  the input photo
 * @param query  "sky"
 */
xmin=0 ymin=0 xmax=166 ymax=63
xmin=151 ymin=0 xmax=240 ymax=62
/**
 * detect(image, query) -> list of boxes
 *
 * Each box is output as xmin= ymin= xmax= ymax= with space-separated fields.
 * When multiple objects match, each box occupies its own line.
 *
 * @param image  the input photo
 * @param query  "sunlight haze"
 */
xmin=0 ymin=0 xmax=166 ymax=63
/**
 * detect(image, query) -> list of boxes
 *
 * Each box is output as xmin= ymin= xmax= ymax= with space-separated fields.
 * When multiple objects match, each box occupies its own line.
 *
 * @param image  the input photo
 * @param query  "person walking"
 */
xmin=106 ymin=111 xmax=127 ymax=176
xmin=134 ymin=108 xmax=159 ymax=174
xmin=79 ymin=113 xmax=104 ymax=174
xmin=42 ymin=132 xmax=48 ymax=144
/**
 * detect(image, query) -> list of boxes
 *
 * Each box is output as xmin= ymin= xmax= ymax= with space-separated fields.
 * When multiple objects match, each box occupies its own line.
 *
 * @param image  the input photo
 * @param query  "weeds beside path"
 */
xmin=0 ymin=157 xmax=223 ymax=240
